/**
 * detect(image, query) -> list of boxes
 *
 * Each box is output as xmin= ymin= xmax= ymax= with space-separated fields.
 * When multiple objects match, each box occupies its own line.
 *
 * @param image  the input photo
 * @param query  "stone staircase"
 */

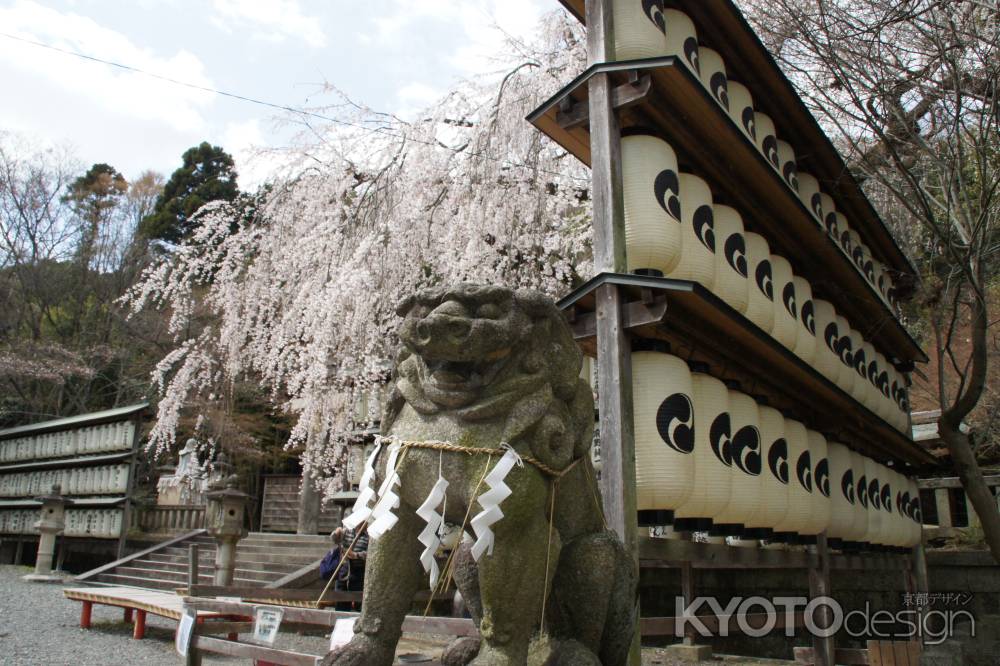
xmin=78 ymin=531 xmax=332 ymax=591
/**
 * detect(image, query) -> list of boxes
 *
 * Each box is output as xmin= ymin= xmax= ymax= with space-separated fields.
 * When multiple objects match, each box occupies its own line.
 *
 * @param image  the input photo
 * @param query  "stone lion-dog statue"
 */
xmin=324 ymin=284 xmax=636 ymax=666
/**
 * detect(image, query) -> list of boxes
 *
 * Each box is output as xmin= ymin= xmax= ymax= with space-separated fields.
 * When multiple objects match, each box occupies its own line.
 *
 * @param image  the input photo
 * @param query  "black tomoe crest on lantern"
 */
xmin=881 ymin=482 xmax=892 ymax=512
xmin=824 ymin=321 xmax=840 ymax=355
xmin=796 ymin=450 xmax=813 ymax=492
xmin=642 ymin=0 xmax=666 ymax=32
xmin=857 ymin=473 xmax=869 ymax=508
xmin=684 ymin=36 xmax=700 ymax=74
xmin=801 ymin=300 xmax=816 ymax=335
xmin=835 ymin=331 xmax=853 ymax=368
xmin=741 ymin=107 xmax=757 ymax=141
xmin=811 ymin=193 xmax=824 ymax=220
xmin=725 ymin=233 xmax=747 ymax=278
xmin=877 ymin=370 xmax=891 ymax=398
xmin=755 ymin=259 xmax=773 ymax=301
xmin=710 ymin=412 xmax=733 ymax=467
xmin=825 ymin=212 xmax=839 ymax=239
xmin=783 ymin=161 xmax=799 ymax=192
xmin=840 ymin=228 xmax=852 ymax=255
xmin=868 ymin=477 xmax=881 ymax=510
xmin=816 ymin=458 xmax=830 ymax=497
xmin=654 ymin=169 xmax=682 ymax=222
xmin=763 ymin=136 xmax=780 ymax=170
xmin=656 ymin=393 xmax=695 ymax=454
xmin=732 ymin=425 xmax=761 ymax=475
xmin=853 ymin=345 xmax=868 ymax=381
xmin=711 ymin=72 xmax=730 ymax=110
xmin=841 ymin=469 xmax=856 ymax=504
xmin=782 ymin=282 xmax=797 ymax=319
xmin=693 ymin=205 xmax=716 ymax=252
xmin=852 ymin=245 xmax=866 ymax=271
xmin=865 ymin=259 xmax=877 ymax=284
xmin=768 ymin=438 xmax=789 ymax=484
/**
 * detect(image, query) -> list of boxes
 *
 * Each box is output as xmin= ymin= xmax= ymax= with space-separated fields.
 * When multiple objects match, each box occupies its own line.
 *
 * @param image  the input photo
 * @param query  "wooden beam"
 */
xmin=918 ymin=475 xmax=1000 ymax=489
xmin=641 ymin=610 xmax=804 ymax=637
xmin=809 ymin=535 xmax=835 ymax=666
xmin=794 ymin=646 xmax=870 ymax=664
xmin=190 ymin=635 xmax=320 ymax=666
xmin=568 ymin=297 xmax=669 ymax=339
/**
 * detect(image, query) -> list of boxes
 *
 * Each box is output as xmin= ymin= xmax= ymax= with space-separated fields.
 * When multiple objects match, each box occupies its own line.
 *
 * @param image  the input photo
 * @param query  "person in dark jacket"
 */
xmin=331 ymin=524 xmax=368 ymax=610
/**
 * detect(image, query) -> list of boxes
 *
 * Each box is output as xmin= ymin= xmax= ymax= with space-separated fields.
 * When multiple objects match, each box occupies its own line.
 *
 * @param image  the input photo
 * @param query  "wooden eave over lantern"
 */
xmin=558 ymin=273 xmax=936 ymax=468
xmin=551 ymin=0 xmax=919 ymax=297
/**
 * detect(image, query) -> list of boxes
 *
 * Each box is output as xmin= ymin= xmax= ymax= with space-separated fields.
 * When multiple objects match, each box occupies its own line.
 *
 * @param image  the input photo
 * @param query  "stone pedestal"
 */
xmin=23 ymin=484 xmax=72 ymax=583
xmin=297 ymin=474 xmax=320 ymax=535
xmin=663 ymin=643 xmax=714 ymax=663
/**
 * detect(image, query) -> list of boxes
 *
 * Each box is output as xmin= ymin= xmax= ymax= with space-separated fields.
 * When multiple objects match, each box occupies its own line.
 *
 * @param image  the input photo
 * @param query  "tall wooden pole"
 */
xmin=584 ymin=2 xmax=639 ymax=664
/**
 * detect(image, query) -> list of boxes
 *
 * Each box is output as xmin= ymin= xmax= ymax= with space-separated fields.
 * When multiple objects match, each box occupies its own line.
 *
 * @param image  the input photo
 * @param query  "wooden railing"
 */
xmin=919 ymin=475 xmax=1000 ymax=536
xmin=132 ymin=504 xmax=206 ymax=533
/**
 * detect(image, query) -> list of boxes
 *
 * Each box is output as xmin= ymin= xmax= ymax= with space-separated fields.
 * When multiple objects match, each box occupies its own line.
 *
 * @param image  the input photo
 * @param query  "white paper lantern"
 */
xmin=819 ymin=193 xmax=839 ymax=242
xmin=623 ymin=135 xmax=684 ymax=275
xmin=826 ymin=442 xmax=855 ymax=541
xmin=769 ymin=255 xmax=798 ymax=350
xmin=698 ymin=47 xmax=729 ymax=111
xmin=849 ymin=451 xmax=870 ymax=543
xmin=790 ymin=276 xmax=817 ymax=364
xmin=754 ymin=113 xmax=780 ymax=171
xmin=612 ymin=0 xmax=667 ymax=60
xmin=864 ymin=457 xmax=885 ymax=546
xmin=859 ymin=341 xmax=880 ymax=412
xmin=800 ymin=430 xmax=831 ymax=537
xmin=774 ymin=417 xmax=811 ymax=537
xmin=846 ymin=230 xmax=865 ymax=273
xmin=712 ymin=205 xmax=750 ymax=314
xmin=776 ymin=140 xmax=799 ymax=192
xmin=726 ymin=81 xmax=756 ymax=143
xmin=669 ymin=173 xmax=716 ymax=288
xmin=713 ymin=386 xmax=762 ymax=534
xmin=837 ymin=221 xmax=854 ymax=259
xmin=874 ymin=261 xmax=892 ymax=305
xmin=751 ymin=403 xmax=789 ymax=532
xmin=906 ymin=476 xmax=922 ymax=547
xmin=833 ymin=314 xmax=857 ymax=395
xmin=632 ymin=344 xmax=695 ymax=516
xmin=812 ymin=299 xmax=845 ymax=386
xmin=673 ymin=363 xmax=732 ymax=530
xmin=663 ymin=10 xmax=700 ymax=76
xmin=796 ymin=172 xmax=824 ymax=228
xmin=744 ymin=232 xmax=775 ymax=334
xmin=872 ymin=351 xmax=894 ymax=424
xmin=847 ymin=328 xmax=869 ymax=404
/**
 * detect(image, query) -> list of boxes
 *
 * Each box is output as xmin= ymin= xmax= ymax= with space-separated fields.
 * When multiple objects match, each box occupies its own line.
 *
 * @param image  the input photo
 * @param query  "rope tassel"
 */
xmin=470 ymin=446 xmax=522 ymax=561
xmin=416 ymin=475 xmax=449 ymax=589
xmin=341 ymin=441 xmax=383 ymax=530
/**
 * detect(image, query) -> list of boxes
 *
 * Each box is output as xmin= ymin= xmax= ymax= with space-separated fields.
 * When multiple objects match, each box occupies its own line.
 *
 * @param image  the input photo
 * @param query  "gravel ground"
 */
xmin=0 ymin=565 xmax=794 ymax=665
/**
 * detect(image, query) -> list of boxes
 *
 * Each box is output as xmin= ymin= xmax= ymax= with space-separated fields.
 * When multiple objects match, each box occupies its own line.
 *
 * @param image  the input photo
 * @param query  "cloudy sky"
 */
xmin=0 ymin=0 xmax=553 ymax=186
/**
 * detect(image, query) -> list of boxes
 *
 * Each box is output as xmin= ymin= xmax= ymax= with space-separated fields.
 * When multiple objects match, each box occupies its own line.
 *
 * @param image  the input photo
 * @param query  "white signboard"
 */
xmin=175 ymin=610 xmax=196 ymax=656
xmin=329 ymin=618 xmax=357 ymax=651
xmin=252 ymin=606 xmax=284 ymax=646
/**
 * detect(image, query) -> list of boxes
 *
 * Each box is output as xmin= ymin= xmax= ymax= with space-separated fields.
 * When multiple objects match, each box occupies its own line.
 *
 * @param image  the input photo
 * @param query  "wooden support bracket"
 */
xmin=556 ymin=74 xmax=652 ymax=130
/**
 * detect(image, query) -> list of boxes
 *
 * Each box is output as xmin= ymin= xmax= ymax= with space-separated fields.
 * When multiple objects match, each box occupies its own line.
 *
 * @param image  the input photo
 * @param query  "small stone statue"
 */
xmin=324 ymin=284 xmax=636 ymax=666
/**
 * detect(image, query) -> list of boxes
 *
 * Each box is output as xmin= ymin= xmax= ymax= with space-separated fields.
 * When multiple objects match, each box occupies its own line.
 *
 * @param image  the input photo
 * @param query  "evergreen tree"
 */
xmin=139 ymin=142 xmax=239 ymax=244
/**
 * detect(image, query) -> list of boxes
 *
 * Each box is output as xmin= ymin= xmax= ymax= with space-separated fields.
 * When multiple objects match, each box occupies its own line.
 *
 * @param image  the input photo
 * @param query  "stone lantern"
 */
xmin=24 ymin=484 xmax=72 ymax=582
xmin=204 ymin=455 xmax=252 ymax=586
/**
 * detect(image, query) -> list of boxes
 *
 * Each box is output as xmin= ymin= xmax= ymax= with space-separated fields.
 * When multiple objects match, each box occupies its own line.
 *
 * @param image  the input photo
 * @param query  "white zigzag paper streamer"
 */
xmin=341 ymin=440 xmax=383 ymax=530
xmin=366 ymin=442 xmax=403 ymax=541
xmin=415 ymin=476 xmax=449 ymax=589
xmin=470 ymin=447 xmax=522 ymax=561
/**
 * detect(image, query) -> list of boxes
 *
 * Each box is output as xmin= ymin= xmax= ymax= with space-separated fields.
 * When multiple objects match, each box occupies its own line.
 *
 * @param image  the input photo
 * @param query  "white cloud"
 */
xmin=0 ymin=0 xmax=214 ymax=134
xmin=211 ymin=0 xmax=326 ymax=48
xmin=370 ymin=0 xmax=547 ymax=74
xmin=396 ymin=82 xmax=443 ymax=119
xmin=221 ymin=118 xmax=271 ymax=189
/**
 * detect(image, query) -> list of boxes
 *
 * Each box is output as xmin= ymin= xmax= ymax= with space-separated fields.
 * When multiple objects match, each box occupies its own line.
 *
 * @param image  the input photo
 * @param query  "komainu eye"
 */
xmin=477 ymin=303 xmax=502 ymax=319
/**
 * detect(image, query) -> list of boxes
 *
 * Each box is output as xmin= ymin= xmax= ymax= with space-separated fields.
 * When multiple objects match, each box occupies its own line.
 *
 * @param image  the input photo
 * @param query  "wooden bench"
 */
xmin=64 ymin=587 xmax=248 ymax=640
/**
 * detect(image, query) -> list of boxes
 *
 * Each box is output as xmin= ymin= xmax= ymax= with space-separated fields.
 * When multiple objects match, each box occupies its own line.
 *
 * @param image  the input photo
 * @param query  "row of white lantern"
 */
xmin=611 ymin=1 xmax=901 ymax=313
xmin=632 ymin=347 xmax=921 ymax=547
xmin=622 ymin=133 xmax=911 ymax=432
xmin=0 ymin=510 xmax=38 ymax=535
xmin=0 ymin=465 xmax=129 ymax=498
xmin=64 ymin=509 xmax=124 ymax=538
xmin=0 ymin=422 xmax=135 ymax=463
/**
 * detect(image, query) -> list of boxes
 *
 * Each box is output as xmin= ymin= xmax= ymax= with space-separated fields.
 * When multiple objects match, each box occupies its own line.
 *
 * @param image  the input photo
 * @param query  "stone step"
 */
xmin=148 ymin=551 xmax=320 ymax=570
xmin=96 ymin=571 xmax=281 ymax=591
xmin=131 ymin=557 xmax=304 ymax=576
xmin=114 ymin=565 xmax=280 ymax=584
